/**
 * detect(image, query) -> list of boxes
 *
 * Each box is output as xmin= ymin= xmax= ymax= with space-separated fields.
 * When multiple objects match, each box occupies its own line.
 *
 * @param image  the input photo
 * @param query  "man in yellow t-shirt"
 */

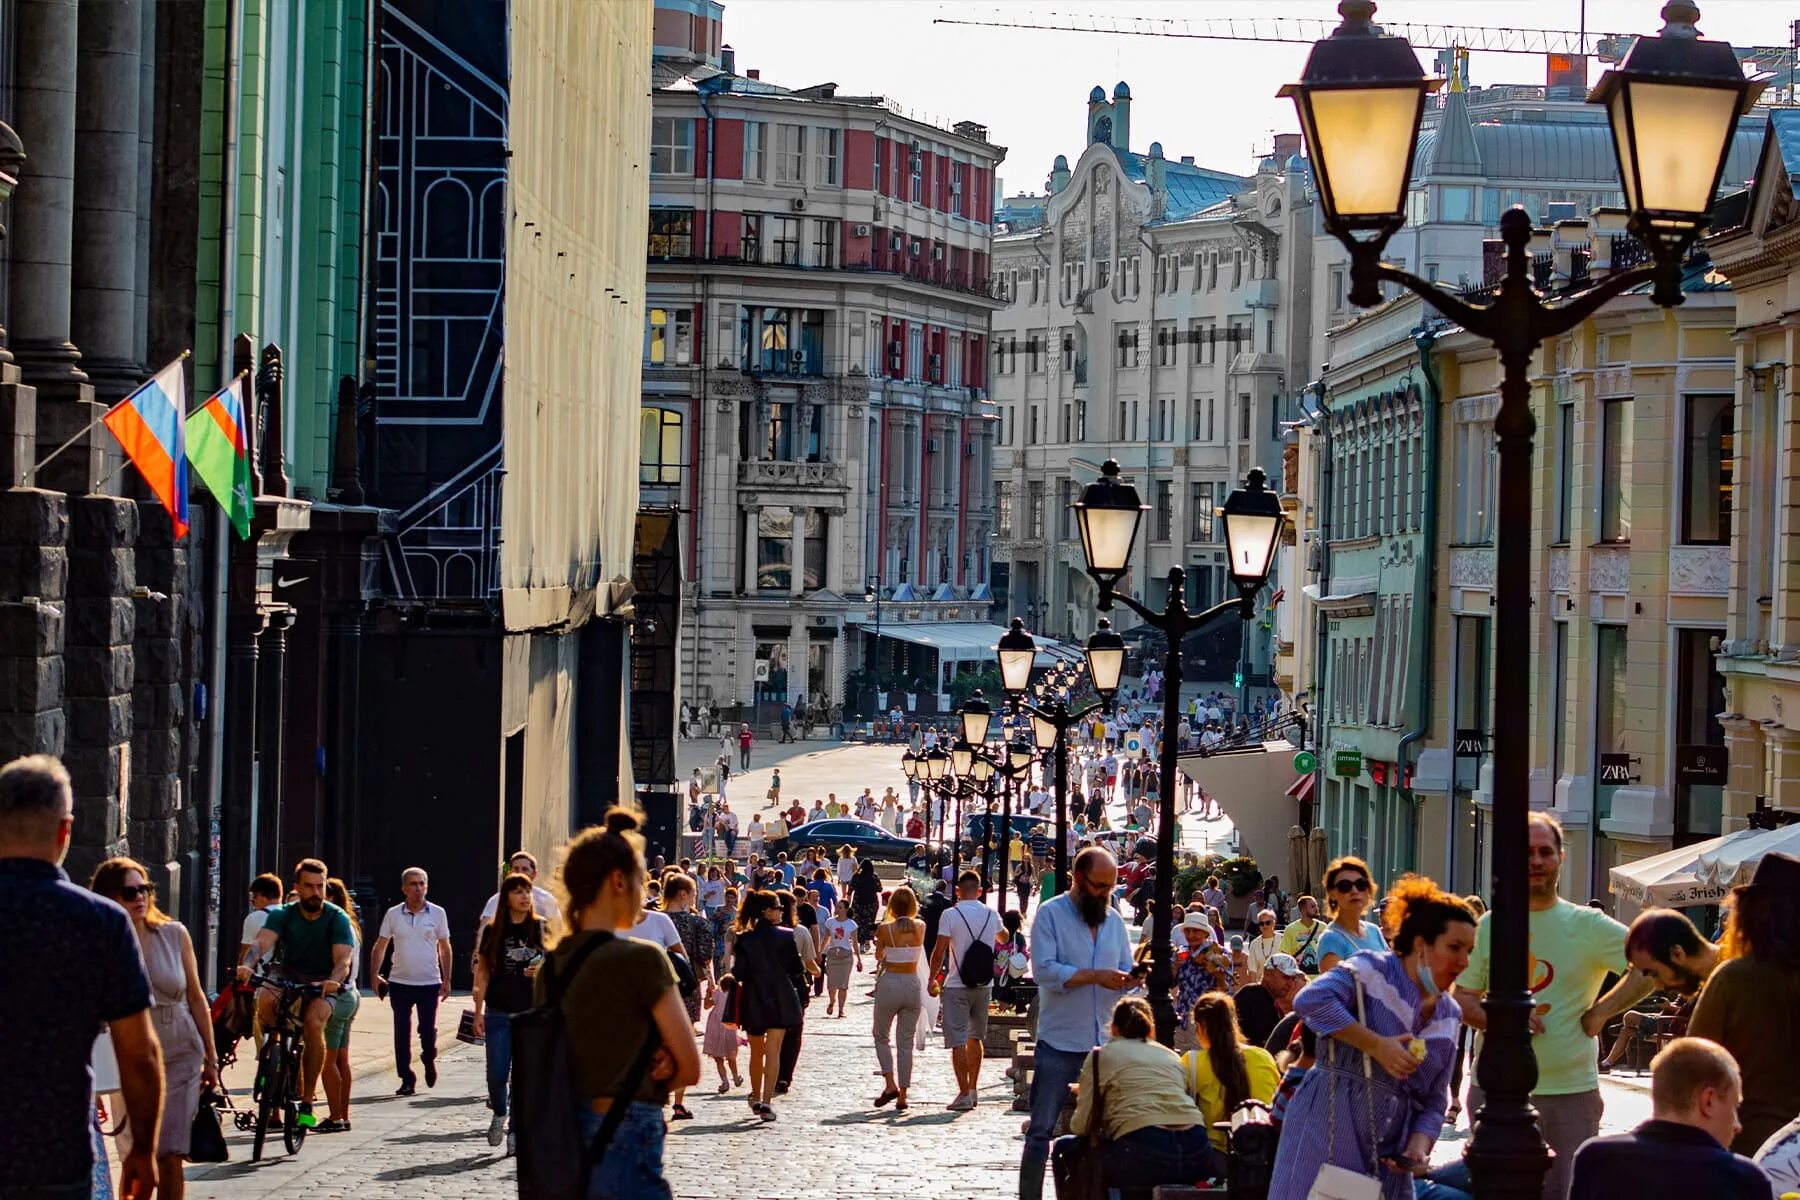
xmin=1278 ymin=895 xmax=1328 ymax=973
xmin=1452 ymin=812 xmax=1652 ymax=1200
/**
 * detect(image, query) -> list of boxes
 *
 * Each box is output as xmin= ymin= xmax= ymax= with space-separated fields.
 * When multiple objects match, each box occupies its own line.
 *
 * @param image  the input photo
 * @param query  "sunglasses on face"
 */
xmin=1259 ymin=918 xmax=1275 ymax=925
xmin=1331 ymin=877 xmax=1372 ymax=894
xmin=117 ymin=884 xmax=155 ymax=901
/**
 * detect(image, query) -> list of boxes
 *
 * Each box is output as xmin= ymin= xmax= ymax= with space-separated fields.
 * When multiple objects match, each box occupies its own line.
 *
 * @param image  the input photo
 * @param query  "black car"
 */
xmin=776 ymin=818 xmax=922 ymax=862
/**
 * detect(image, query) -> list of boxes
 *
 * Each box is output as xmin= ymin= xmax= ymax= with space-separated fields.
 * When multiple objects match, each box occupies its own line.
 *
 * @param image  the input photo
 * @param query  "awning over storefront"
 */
xmin=1175 ymin=741 xmax=1305 ymax=871
xmin=1284 ymin=773 xmax=1316 ymax=803
xmin=854 ymin=621 xmax=1078 ymax=667
xmin=1610 ymin=822 xmax=1800 ymax=908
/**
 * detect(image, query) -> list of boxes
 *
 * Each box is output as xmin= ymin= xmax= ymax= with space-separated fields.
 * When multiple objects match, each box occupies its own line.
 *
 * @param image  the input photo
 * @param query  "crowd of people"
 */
xmin=10 ymin=731 xmax=1800 ymax=1200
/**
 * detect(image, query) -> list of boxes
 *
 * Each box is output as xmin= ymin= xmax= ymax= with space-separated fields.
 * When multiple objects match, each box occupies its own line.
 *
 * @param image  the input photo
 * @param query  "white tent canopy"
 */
xmin=858 ymin=620 xmax=1078 ymax=667
xmin=1609 ymin=823 xmax=1800 ymax=908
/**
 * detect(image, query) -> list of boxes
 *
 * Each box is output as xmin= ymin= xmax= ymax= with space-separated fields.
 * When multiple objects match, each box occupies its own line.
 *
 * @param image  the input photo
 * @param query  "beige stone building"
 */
xmin=1705 ymin=109 xmax=1800 ymax=839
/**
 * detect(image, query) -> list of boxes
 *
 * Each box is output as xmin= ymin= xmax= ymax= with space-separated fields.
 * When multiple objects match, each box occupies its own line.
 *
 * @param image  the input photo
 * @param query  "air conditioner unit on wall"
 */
xmin=889 ymin=234 xmax=904 ymax=252
xmin=852 ymin=223 xmax=871 ymax=237
xmin=791 ymin=197 xmax=807 ymax=212
xmin=932 ymin=246 xmax=944 ymax=261
xmin=910 ymin=240 xmax=922 ymax=256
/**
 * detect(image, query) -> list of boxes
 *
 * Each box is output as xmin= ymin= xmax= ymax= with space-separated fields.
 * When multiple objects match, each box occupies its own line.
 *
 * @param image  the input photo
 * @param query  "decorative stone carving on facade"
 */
xmin=1548 ymin=548 xmax=1570 ymax=594
xmin=1588 ymin=545 xmax=1630 ymax=594
xmin=739 ymin=461 xmax=848 ymax=489
xmin=713 ymin=375 xmax=755 ymax=397
xmin=1172 ymin=446 xmax=1187 ymax=467
xmin=1449 ymin=548 xmax=1495 ymax=590
xmin=1595 ymin=364 xmax=1631 ymax=397
xmin=1668 ymin=545 xmax=1729 ymax=596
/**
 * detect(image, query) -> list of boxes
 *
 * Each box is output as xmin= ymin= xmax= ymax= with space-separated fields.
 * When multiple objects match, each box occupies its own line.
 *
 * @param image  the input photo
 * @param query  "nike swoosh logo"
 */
xmin=275 ymin=576 xmax=310 ymax=589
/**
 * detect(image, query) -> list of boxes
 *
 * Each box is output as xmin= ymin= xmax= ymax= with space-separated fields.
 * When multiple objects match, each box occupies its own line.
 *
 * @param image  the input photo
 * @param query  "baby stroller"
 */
xmin=210 ymin=981 xmax=258 ymax=1131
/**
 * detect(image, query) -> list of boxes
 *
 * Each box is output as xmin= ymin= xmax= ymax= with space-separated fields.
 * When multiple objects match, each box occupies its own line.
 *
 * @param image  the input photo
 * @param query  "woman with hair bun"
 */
xmin=1267 ymin=875 xmax=1477 ymax=1200
xmin=537 ymin=810 xmax=700 ymax=1198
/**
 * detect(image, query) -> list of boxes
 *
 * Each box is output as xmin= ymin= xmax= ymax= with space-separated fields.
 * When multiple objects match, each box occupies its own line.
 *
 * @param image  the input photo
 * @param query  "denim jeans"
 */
xmin=483 ymin=1009 xmax=514 ymax=1117
xmin=389 ymin=982 xmax=440 ymax=1085
xmin=1020 ymin=1043 xmax=1090 ymax=1200
xmin=576 ymin=1102 xmax=670 ymax=1200
xmin=1417 ymin=1161 xmax=1475 ymax=1200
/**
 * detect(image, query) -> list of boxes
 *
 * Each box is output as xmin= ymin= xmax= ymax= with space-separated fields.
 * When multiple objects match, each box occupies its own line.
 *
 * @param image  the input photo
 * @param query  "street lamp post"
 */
xmin=1281 ymin=5 xmax=1756 ymax=1195
xmin=996 ymin=619 xmax=1127 ymax=892
xmin=1073 ymin=461 xmax=1286 ymax=1046
xmin=866 ymin=578 xmax=883 ymax=716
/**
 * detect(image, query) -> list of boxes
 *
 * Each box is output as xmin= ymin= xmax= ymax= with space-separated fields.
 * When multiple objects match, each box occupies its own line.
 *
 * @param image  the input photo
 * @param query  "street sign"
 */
xmin=1598 ymin=753 xmax=1634 ymax=786
xmin=1234 ymin=669 xmax=1245 ymax=689
xmin=1333 ymin=748 xmax=1363 ymax=778
xmin=1676 ymin=744 xmax=1727 ymax=785
xmin=1293 ymin=750 xmax=1317 ymax=774
xmin=1454 ymin=729 xmax=1486 ymax=757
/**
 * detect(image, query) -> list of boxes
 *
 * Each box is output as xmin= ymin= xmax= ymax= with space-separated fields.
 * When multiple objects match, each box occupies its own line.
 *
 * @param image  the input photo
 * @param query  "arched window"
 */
xmin=421 ymin=177 xmax=473 ymax=260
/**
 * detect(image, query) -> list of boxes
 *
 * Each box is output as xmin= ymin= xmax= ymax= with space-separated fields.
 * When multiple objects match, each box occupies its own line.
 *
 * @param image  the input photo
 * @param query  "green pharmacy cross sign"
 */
xmin=1332 ymin=749 xmax=1363 ymax=778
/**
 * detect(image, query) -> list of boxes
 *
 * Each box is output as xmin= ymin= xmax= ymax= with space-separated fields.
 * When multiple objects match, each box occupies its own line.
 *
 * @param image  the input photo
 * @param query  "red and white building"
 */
xmin=644 ymin=0 xmax=1007 ymax=716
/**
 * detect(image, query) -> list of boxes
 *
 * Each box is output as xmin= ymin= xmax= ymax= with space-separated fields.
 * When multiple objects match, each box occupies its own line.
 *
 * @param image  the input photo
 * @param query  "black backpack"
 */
xmin=953 ymin=907 xmax=997 ymax=988
xmin=511 ymin=932 xmax=662 ymax=1200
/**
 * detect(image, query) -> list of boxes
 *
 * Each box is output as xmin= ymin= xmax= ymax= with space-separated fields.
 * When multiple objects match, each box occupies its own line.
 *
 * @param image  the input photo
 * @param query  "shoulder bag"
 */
xmin=1051 ymin=1047 xmax=1109 ymax=1200
xmin=187 ymin=1087 xmax=230 ymax=1164
xmin=512 ymin=933 xmax=664 ymax=1200
xmin=1306 ymin=977 xmax=1381 ymax=1200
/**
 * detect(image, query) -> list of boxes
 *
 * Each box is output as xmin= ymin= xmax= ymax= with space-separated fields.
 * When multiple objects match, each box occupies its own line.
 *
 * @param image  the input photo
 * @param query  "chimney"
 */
xmin=1590 ymin=207 xmax=1628 ymax=275
xmin=1146 ymin=142 xmax=1167 ymax=198
xmin=746 ymin=68 xmax=760 ymax=80
xmin=1273 ymin=133 xmax=1303 ymax=162
xmin=1111 ymin=81 xmax=1132 ymax=150
xmin=1180 ymin=155 xmax=1194 ymax=165
xmin=721 ymin=44 xmax=736 ymax=74
xmin=1551 ymin=218 xmax=1589 ymax=285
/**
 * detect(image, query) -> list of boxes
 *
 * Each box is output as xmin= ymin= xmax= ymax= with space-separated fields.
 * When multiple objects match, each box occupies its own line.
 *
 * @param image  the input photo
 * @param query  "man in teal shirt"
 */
xmin=1452 ymin=813 xmax=1652 ymax=1200
xmin=239 ymin=857 xmax=355 ymax=1126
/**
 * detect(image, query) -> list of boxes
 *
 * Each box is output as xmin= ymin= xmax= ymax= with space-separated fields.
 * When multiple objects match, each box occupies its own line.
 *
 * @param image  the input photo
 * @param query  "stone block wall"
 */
xmin=0 ymin=487 xmax=70 ymax=758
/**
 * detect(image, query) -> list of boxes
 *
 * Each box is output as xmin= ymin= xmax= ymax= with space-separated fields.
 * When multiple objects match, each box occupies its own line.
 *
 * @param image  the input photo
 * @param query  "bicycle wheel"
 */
xmin=281 ymin=1044 xmax=307 ymax=1155
xmin=253 ymin=1040 xmax=284 ymax=1162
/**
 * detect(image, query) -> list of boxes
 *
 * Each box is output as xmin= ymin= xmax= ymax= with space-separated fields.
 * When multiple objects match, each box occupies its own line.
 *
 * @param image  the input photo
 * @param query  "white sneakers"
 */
xmin=947 ymin=1091 xmax=977 ymax=1112
xmin=487 ymin=1113 xmax=505 ymax=1147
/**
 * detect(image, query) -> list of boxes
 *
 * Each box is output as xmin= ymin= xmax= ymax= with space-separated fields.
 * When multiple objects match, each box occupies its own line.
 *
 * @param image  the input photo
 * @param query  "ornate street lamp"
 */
xmin=1074 ymin=463 xmax=1285 ymax=1047
xmin=1084 ymin=618 xmax=1127 ymax=701
xmin=961 ymin=692 xmax=995 ymax=747
xmin=996 ymin=618 xmax=1038 ymax=695
xmin=901 ymin=749 xmax=918 ymax=780
xmin=1281 ymin=5 xmax=1755 ymax=1196
xmin=950 ymin=738 xmax=975 ymax=782
xmin=923 ymin=746 xmax=947 ymax=782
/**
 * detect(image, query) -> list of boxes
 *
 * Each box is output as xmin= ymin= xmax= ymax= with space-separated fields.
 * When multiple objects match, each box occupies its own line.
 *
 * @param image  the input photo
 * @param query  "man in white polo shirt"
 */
xmin=369 ymin=867 xmax=453 ymax=1095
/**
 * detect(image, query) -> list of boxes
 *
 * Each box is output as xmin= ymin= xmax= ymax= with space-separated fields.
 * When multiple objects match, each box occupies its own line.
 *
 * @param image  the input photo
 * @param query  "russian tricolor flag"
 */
xmin=102 ymin=358 xmax=189 ymax=538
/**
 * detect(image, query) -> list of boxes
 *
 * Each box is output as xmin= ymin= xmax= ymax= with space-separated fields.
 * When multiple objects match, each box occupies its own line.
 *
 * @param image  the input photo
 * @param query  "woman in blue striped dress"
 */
xmin=1267 ymin=877 xmax=1478 ymax=1200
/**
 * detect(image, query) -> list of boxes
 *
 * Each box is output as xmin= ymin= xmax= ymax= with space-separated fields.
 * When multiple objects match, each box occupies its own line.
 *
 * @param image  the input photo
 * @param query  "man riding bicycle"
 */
xmin=238 ymin=858 xmax=353 ymax=1127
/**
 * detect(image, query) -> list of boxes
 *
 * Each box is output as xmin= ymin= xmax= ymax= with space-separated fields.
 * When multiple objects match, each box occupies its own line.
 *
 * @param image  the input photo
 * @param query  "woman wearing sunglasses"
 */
xmin=91 ymin=857 xmax=218 ymax=1200
xmin=1317 ymin=856 xmax=1388 ymax=974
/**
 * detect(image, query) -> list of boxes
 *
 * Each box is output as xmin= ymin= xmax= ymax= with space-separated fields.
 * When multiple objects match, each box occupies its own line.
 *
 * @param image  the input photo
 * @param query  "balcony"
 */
xmin=737 ymin=460 xmax=848 ymax=490
xmin=646 ymin=248 xmax=1005 ymax=303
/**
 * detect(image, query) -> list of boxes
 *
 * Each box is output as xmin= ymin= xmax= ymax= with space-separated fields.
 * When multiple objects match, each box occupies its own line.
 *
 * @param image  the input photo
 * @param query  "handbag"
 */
xmin=1307 ymin=978 xmax=1382 ymax=1200
xmin=456 ymin=1009 xmax=485 ymax=1046
xmin=188 ymin=1088 xmax=229 ymax=1164
xmin=1051 ymin=1048 xmax=1108 ymax=1200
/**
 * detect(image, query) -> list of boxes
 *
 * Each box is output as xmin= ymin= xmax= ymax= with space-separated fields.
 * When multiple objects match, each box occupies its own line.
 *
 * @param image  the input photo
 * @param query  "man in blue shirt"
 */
xmin=1020 ymin=846 xmax=1137 ymax=1200
xmin=1570 ymin=1037 xmax=1771 ymax=1200
xmin=1 ymin=754 xmax=165 ymax=1200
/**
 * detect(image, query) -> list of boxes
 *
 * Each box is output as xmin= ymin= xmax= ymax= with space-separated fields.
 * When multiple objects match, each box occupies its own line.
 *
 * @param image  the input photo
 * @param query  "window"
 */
xmin=650 ymin=116 xmax=694 ymax=175
xmin=1554 ymin=401 xmax=1574 ymax=543
xmin=1206 ymin=253 xmax=1218 ymax=290
xmin=776 ymin=124 xmax=804 ymax=183
xmin=908 ymin=325 xmax=925 ymax=382
xmin=1453 ymin=409 xmax=1496 ymax=543
xmin=769 ymin=215 xmax=801 ymax=265
xmin=1154 ymin=480 xmax=1173 ymax=541
xmin=741 ymin=213 xmax=762 ymax=263
xmin=814 ymin=128 xmax=839 ymax=186
xmin=757 ymin=507 xmax=794 ymax=591
xmin=1439 ymin=185 xmax=1473 ymax=222
xmin=1232 ymin=250 xmax=1243 ymax=289
xmin=910 ymin=147 xmax=922 ymax=203
xmin=1594 ymin=625 xmax=1629 ymax=823
xmin=1454 ymin=616 xmax=1490 ymax=752
xmin=812 ymin=219 xmax=838 ymax=269
xmin=645 ymin=307 xmax=692 ymax=365
xmin=1115 ymin=324 xmax=1138 ymax=369
xmin=1190 ymin=481 xmax=1219 ymax=541
xmin=1238 ymin=393 xmax=1252 ymax=442
xmin=952 ymin=162 xmax=966 ymax=216
xmin=1681 ymin=394 xmax=1733 ymax=544
xmin=1027 ymin=334 xmax=1042 ymax=374
xmin=743 ymin=121 xmax=767 ymax=181
xmin=1600 ymin=397 xmax=1633 ymax=543
xmin=1329 ymin=266 xmax=1347 ymax=315
xmin=801 ymin=510 xmax=825 ymax=590
xmin=639 ymin=407 xmax=682 ymax=484
xmin=739 ymin=306 xmax=825 ymax=374
xmin=1155 ymin=322 xmax=1177 ymax=367
xmin=1028 ymin=482 xmax=1045 ymax=538
xmin=996 ymin=481 xmax=1013 ymax=536
xmin=1192 ymin=395 xmax=1215 ymax=442
xmin=647 ymin=208 xmax=694 ymax=258
xmin=1674 ymin=627 xmax=1727 ymax=840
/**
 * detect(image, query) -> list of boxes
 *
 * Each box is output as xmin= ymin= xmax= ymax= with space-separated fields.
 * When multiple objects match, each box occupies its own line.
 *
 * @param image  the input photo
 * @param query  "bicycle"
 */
xmin=245 ymin=973 xmax=325 ymax=1161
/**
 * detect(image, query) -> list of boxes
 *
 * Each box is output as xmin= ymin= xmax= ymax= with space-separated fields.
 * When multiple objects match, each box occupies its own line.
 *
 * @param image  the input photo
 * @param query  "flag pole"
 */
xmin=28 ymin=349 xmax=192 ymax=487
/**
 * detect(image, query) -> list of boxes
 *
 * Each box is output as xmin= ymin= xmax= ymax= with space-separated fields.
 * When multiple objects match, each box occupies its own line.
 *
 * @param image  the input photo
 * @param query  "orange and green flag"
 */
xmin=186 ymin=373 xmax=253 ymax=539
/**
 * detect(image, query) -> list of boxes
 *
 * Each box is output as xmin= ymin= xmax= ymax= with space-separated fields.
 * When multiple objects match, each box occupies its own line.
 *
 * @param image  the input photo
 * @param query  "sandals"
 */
xmin=671 ymin=1104 xmax=694 ymax=1121
xmin=873 ymin=1088 xmax=899 ymax=1109
xmin=314 ymin=1118 xmax=351 ymax=1134
xmin=717 ymin=1081 xmax=731 ymax=1094
xmin=894 ymin=1097 xmax=909 ymax=1112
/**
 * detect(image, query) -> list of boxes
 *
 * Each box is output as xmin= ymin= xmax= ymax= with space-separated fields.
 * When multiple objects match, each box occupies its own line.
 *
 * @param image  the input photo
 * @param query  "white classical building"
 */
xmin=643 ymin=2 xmax=1007 ymax=718
xmin=989 ymin=83 xmax=1315 ymax=690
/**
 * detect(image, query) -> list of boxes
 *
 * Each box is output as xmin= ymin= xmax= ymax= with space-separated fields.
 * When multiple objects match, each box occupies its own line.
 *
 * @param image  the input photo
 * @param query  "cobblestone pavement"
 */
xmin=185 ymin=973 xmax=1031 ymax=1200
